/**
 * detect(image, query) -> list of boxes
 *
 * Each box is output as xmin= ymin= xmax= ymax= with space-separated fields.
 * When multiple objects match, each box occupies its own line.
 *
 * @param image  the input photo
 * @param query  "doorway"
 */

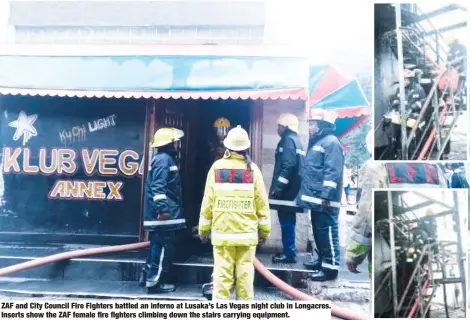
xmin=151 ymin=98 xmax=253 ymax=258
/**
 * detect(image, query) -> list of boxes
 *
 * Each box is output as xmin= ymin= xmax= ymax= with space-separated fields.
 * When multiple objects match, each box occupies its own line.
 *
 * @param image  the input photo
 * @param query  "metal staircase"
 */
xmin=374 ymin=190 xmax=466 ymax=318
xmin=379 ymin=4 xmax=467 ymax=160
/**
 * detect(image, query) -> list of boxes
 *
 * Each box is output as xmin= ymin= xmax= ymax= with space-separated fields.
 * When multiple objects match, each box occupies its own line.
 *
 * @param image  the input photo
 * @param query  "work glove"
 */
xmin=346 ymin=260 xmax=360 ymax=274
xmin=157 ymin=213 xmax=169 ymax=221
xmin=258 ymin=232 xmax=268 ymax=245
xmin=200 ymin=233 xmax=210 ymax=244
xmin=269 ymin=189 xmax=281 ymax=199
xmin=321 ymin=199 xmax=330 ymax=209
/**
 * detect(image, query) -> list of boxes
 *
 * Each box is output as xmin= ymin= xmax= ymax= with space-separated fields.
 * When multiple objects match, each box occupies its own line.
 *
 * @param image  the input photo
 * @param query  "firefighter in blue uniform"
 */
xmin=139 ymin=127 xmax=187 ymax=293
xmin=296 ymin=109 xmax=344 ymax=281
xmin=450 ymin=163 xmax=469 ymax=188
xmin=269 ymin=113 xmax=305 ymax=263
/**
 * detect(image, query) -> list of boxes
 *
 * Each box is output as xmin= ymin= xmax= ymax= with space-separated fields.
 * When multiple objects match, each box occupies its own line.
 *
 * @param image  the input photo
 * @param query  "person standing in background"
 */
xmin=296 ymin=109 xmax=344 ymax=281
xmin=269 ymin=113 xmax=304 ymax=264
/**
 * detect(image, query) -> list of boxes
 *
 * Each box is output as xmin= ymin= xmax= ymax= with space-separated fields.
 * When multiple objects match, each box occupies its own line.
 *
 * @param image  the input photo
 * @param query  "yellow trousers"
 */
xmin=213 ymin=245 xmax=256 ymax=300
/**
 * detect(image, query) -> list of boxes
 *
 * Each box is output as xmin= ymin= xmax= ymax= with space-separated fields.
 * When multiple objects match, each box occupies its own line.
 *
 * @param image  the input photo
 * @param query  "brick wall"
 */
xmin=14 ymin=26 xmax=264 ymax=45
xmin=259 ymin=99 xmax=313 ymax=253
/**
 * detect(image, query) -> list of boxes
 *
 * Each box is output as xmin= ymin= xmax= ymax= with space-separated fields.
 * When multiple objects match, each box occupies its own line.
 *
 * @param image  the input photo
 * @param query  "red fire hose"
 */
xmin=0 ymin=242 xmax=367 ymax=320
xmin=417 ymin=102 xmax=449 ymax=160
xmin=407 ymin=279 xmax=430 ymax=318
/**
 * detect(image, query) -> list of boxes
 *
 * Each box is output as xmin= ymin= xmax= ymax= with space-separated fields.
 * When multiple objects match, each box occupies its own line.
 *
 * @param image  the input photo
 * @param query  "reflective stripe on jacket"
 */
xmin=268 ymin=130 xmax=304 ymax=212
xmin=143 ymin=150 xmax=186 ymax=232
xmin=296 ymin=133 xmax=344 ymax=209
xmin=198 ymin=152 xmax=270 ymax=246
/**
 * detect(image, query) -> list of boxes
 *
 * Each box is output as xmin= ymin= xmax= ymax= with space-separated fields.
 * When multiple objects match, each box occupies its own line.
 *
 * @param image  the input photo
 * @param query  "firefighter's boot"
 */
xmin=139 ymin=264 xmax=150 ymax=287
xmin=202 ymin=282 xmax=213 ymax=300
xmin=310 ymin=269 xmax=338 ymax=282
xmin=147 ymin=283 xmax=176 ymax=294
xmin=272 ymin=253 xmax=296 ymax=264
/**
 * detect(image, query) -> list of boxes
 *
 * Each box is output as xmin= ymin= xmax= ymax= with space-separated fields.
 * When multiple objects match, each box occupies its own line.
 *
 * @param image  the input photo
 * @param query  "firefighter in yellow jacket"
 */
xmin=198 ymin=125 xmax=271 ymax=300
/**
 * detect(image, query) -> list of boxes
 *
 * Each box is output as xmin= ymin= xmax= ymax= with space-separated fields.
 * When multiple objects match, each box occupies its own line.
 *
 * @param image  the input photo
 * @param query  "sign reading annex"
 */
xmin=3 ymin=147 xmax=144 ymax=200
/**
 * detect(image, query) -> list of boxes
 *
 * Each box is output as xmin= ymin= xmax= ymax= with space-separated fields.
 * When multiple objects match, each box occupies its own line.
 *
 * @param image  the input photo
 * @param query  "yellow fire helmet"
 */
xmin=425 ymin=208 xmax=433 ymax=216
xmin=277 ymin=113 xmax=299 ymax=133
xmin=308 ymin=108 xmax=338 ymax=124
xmin=214 ymin=117 xmax=231 ymax=128
xmin=151 ymin=127 xmax=184 ymax=148
xmin=444 ymin=34 xmax=457 ymax=45
xmin=223 ymin=125 xmax=251 ymax=151
xmin=214 ymin=117 xmax=231 ymax=137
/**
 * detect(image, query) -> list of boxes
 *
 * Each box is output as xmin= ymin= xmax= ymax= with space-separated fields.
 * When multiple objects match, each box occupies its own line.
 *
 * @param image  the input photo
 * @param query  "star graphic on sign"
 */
xmin=8 ymin=111 xmax=38 ymax=146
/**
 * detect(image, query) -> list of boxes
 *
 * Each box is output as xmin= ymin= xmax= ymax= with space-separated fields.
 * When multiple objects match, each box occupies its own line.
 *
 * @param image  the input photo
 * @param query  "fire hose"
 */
xmin=0 ymin=242 xmax=367 ymax=320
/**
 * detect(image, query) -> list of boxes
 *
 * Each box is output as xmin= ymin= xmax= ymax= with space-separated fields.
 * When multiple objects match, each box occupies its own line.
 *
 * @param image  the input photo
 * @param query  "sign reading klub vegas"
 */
xmin=3 ymin=147 xmax=145 ymax=200
xmin=0 ymin=96 xmax=147 ymax=238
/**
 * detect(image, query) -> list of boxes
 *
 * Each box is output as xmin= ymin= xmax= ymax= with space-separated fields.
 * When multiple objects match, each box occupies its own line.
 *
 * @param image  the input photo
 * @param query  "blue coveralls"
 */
xmin=268 ymin=130 xmax=304 ymax=258
xmin=143 ymin=149 xmax=186 ymax=286
xmin=296 ymin=130 xmax=344 ymax=272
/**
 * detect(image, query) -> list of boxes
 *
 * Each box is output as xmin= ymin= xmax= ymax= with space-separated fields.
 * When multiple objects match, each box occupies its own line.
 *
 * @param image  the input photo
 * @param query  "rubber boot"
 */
xmin=310 ymin=269 xmax=338 ymax=282
xmin=272 ymin=253 xmax=297 ymax=263
xmin=146 ymin=274 xmax=176 ymax=294
xmin=147 ymin=283 xmax=176 ymax=294
xmin=303 ymin=260 xmax=321 ymax=270
xmin=138 ymin=264 xmax=149 ymax=287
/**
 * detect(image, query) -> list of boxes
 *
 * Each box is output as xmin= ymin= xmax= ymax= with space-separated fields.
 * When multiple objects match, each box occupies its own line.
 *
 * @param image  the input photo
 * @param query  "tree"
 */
xmin=341 ymin=117 xmax=371 ymax=167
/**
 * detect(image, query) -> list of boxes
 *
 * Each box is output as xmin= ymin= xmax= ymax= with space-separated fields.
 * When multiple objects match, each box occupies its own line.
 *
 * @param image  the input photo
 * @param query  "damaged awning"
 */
xmin=0 ymin=50 xmax=309 ymax=100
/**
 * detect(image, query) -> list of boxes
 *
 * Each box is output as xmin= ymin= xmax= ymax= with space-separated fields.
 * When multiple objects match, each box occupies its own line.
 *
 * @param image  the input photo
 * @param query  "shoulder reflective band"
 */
xmin=313 ymin=146 xmax=325 ymax=153
xmin=153 ymin=194 xmax=167 ymax=201
xmin=169 ymin=166 xmax=178 ymax=171
xmin=323 ymin=180 xmax=337 ymax=189
xmin=296 ymin=149 xmax=306 ymax=156
xmin=278 ymin=147 xmax=284 ymax=152
xmin=385 ymin=163 xmax=439 ymax=185
xmin=278 ymin=176 xmax=289 ymax=184
xmin=214 ymin=197 xmax=254 ymax=212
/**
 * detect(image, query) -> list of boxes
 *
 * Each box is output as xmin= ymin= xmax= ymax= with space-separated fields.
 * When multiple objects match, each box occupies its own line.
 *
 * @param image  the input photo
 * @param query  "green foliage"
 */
xmin=342 ymin=118 xmax=371 ymax=167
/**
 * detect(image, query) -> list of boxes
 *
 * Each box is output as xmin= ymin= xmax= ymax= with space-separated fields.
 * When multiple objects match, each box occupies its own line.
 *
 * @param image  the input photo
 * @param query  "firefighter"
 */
xmin=269 ymin=113 xmax=304 ymax=264
xmin=450 ymin=163 xmax=469 ymax=188
xmin=446 ymin=35 xmax=466 ymax=78
xmin=198 ymin=125 xmax=271 ymax=300
xmin=210 ymin=117 xmax=231 ymax=163
xmin=139 ymin=127 xmax=186 ymax=293
xmin=346 ymin=129 xmax=376 ymax=278
xmin=297 ymin=109 xmax=343 ymax=281
xmin=390 ymin=69 xmax=426 ymax=116
xmin=346 ymin=130 xmax=449 ymax=277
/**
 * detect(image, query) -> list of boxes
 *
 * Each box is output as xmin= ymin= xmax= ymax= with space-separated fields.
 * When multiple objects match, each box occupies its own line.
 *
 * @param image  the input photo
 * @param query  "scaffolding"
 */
xmin=377 ymin=4 xmax=467 ymax=160
xmin=374 ymin=190 xmax=466 ymax=318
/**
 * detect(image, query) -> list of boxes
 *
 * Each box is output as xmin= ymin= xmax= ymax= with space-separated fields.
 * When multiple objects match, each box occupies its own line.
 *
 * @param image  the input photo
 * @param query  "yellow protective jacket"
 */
xmin=198 ymin=152 xmax=271 ymax=246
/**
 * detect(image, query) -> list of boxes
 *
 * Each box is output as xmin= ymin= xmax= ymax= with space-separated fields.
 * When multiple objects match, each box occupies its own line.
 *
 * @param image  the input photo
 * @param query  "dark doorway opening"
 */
xmin=154 ymin=99 xmax=252 ymax=260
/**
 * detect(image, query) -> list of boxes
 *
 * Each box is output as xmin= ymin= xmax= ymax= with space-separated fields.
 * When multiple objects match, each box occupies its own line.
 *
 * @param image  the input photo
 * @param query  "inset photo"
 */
xmin=373 ymin=189 xmax=468 ymax=318
xmin=374 ymin=3 xmax=468 ymax=161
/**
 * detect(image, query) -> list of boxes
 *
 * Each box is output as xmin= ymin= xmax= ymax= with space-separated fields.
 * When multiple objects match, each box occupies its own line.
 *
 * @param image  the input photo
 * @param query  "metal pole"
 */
xmin=395 ymin=4 xmax=408 ymax=160
xmin=387 ymin=191 xmax=399 ymax=316
xmin=452 ymin=191 xmax=466 ymax=310
xmin=433 ymin=89 xmax=441 ymax=154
